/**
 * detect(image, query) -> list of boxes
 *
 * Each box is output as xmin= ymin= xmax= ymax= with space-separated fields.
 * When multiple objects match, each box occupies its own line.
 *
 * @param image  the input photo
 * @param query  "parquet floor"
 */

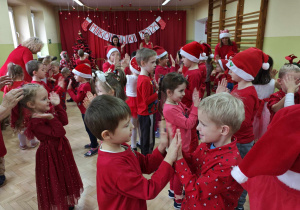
xmin=0 ymin=98 xmax=250 ymax=210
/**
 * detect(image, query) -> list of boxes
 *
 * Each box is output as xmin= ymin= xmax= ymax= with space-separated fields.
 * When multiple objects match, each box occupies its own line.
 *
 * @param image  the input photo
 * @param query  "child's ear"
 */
xmin=32 ymin=70 xmax=37 ymax=76
xmin=101 ymin=130 xmax=111 ymax=140
xmin=220 ymin=125 xmax=230 ymax=136
xmin=109 ymin=89 xmax=115 ymax=96
xmin=277 ymin=78 xmax=282 ymax=85
xmin=140 ymin=60 xmax=146 ymax=67
xmin=166 ymin=89 xmax=173 ymax=97
xmin=26 ymin=101 xmax=35 ymax=109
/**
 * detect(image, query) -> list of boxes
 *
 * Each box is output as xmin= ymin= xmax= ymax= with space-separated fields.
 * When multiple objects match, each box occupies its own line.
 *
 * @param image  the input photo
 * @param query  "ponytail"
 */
xmin=7 ymin=62 xmax=24 ymax=82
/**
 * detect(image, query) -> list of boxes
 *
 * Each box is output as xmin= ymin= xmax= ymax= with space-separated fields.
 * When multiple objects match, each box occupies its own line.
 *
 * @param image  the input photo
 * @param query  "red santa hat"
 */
xmin=180 ymin=41 xmax=205 ymax=63
xmin=105 ymin=45 xmax=119 ymax=59
xmin=231 ymin=104 xmax=300 ymax=191
xmin=217 ymin=59 xmax=228 ymax=72
xmin=200 ymin=43 xmax=214 ymax=60
xmin=60 ymin=51 xmax=67 ymax=57
xmin=225 ymin=51 xmax=236 ymax=60
xmin=72 ymin=63 xmax=92 ymax=79
xmin=219 ymin=29 xmax=231 ymax=39
xmin=153 ymin=46 xmax=168 ymax=59
xmin=285 ymin=54 xmax=298 ymax=64
xmin=129 ymin=57 xmax=141 ymax=75
xmin=226 ymin=47 xmax=269 ymax=81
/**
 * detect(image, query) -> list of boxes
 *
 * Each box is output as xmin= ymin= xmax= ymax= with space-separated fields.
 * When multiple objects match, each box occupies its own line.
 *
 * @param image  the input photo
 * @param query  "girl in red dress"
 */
xmin=15 ymin=83 xmax=83 ymax=210
xmin=139 ymin=32 xmax=153 ymax=49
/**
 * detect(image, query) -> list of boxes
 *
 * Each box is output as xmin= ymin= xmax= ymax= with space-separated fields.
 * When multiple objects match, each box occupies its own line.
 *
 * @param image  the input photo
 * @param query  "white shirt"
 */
xmin=126 ymin=75 xmax=138 ymax=97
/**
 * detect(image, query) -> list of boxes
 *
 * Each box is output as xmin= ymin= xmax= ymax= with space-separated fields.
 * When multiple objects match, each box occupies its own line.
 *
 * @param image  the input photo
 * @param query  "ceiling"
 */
xmin=42 ymin=0 xmax=202 ymax=8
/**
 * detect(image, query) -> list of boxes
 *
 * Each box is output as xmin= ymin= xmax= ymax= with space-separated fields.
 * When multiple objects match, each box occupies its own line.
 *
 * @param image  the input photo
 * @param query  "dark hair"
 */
xmin=252 ymin=56 xmax=274 ymax=85
xmin=220 ymin=38 xmax=233 ymax=48
xmin=136 ymin=48 xmax=157 ymax=66
xmin=131 ymin=51 xmax=137 ymax=58
xmin=177 ymin=50 xmax=182 ymax=60
xmin=111 ymin=35 xmax=121 ymax=47
xmin=78 ymin=49 xmax=84 ymax=57
xmin=7 ymin=62 xmax=23 ymax=81
xmin=52 ymin=56 xmax=57 ymax=61
xmin=84 ymin=95 xmax=131 ymax=140
xmin=26 ymin=60 xmax=43 ymax=77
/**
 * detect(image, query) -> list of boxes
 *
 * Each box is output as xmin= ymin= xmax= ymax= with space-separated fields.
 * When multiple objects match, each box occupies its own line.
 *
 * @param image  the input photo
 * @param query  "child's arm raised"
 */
xmin=49 ymin=92 xmax=68 ymax=126
xmin=67 ymin=80 xmax=88 ymax=103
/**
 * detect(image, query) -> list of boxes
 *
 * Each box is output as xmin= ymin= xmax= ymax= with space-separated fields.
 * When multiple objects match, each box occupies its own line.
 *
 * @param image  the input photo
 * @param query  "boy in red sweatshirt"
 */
xmin=136 ymin=48 xmax=158 ymax=155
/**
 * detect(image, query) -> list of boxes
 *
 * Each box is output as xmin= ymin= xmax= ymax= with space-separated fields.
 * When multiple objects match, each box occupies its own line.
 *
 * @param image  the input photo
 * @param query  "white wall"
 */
xmin=195 ymin=18 xmax=207 ymax=43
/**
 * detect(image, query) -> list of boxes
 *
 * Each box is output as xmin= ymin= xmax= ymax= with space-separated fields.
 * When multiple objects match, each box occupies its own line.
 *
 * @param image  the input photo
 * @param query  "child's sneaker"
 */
xmin=84 ymin=148 xmax=98 ymax=157
xmin=20 ymin=145 xmax=28 ymax=150
xmin=84 ymin=144 xmax=91 ymax=149
xmin=30 ymin=141 xmax=40 ymax=148
xmin=0 ymin=175 xmax=6 ymax=187
xmin=168 ymin=189 xmax=174 ymax=199
xmin=174 ymin=199 xmax=182 ymax=209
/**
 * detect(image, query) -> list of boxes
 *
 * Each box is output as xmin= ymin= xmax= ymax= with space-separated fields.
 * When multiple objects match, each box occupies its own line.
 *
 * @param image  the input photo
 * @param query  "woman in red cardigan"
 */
xmin=0 ymin=37 xmax=44 ymax=82
xmin=214 ymin=29 xmax=238 ymax=60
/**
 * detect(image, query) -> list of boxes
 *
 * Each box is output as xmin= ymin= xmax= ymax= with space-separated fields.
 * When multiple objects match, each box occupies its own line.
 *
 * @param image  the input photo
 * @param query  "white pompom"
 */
xmin=210 ymin=54 xmax=214 ymax=58
xmin=262 ymin=62 xmax=270 ymax=70
xmin=202 ymin=53 xmax=206 ymax=57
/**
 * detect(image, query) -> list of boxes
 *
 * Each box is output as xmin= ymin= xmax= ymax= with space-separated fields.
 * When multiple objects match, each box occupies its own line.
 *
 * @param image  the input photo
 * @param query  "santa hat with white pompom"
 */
xmin=180 ymin=41 xmax=205 ymax=63
xmin=226 ymin=47 xmax=269 ymax=81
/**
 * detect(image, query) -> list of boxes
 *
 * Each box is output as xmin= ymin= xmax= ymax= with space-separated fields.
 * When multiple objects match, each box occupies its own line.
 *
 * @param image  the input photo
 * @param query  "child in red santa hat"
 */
xmin=200 ymin=43 xmax=214 ymax=96
xmin=210 ymin=59 xmax=227 ymax=92
xmin=102 ymin=45 xmax=120 ymax=73
xmin=231 ymin=104 xmax=300 ymax=210
xmin=180 ymin=41 xmax=207 ymax=153
xmin=216 ymin=47 xmax=265 ymax=210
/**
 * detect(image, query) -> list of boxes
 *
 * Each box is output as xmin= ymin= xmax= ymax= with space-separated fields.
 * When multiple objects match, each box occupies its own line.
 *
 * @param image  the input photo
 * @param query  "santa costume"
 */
xmin=102 ymin=45 xmax=120 ymax=73
xmin=231 ymin=104 xmax=300 ymax=210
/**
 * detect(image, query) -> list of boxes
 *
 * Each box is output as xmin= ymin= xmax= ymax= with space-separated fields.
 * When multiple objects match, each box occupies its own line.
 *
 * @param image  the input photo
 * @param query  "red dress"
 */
xmin=25 ymin=105 xmax=83 ymax=209
xmin=141 ymin=40 xmax=153 ymax=49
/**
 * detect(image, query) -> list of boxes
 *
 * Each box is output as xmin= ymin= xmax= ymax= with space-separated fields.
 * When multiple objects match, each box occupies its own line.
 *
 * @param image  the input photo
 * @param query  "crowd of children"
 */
xmin=0 ymin=28 xmax=299 ymax=210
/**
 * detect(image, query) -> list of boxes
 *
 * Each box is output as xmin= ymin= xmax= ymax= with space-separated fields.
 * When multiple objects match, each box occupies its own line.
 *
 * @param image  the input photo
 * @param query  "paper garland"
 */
xmin=85 ymin=16 xmax=166 ymax=44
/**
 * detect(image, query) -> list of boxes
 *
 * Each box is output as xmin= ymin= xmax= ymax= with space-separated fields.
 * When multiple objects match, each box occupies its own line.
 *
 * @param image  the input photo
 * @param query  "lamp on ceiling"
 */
xmin=162 ymin=0 xmax=171 ymax=6
xmin=74 ymin=0 xmax=83 ymax=6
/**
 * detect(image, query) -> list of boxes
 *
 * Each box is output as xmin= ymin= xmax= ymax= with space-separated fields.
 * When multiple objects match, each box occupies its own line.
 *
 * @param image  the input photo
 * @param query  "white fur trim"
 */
xmin=156 ymin=16 xmax=161 ymax=22
xmin=180 ymin=49 xmax=199 ymax=63
xmin=220 ymin=33 xmax=231 ymax=39
xmin=107 ymin=48 xmax=119 ymax=59
xmin=209 ymin=53 xmax=214 ymax=59
xmin=157 ymin=51 xmax=167 ymax=59
xmin=218 ymin=59 xmax=225 ymax=71
xmin=226 ymin=60 xmax=254 ymax=81
xmin=72 ymin=69 xmax=92 ymax=79
xmin=231 ymin=166 xmax=248 ymax=184
xmin=199 ymin=53 xmax=208 ymax=60
xmin=277 ymin=170 xmax=300 ymax=191
xmin=262 ymin=62 xmax=270 ymax=70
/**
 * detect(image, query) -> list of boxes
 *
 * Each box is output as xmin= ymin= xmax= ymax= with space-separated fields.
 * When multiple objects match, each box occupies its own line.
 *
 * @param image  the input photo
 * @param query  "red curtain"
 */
xmin=59 ymin=10 xmax=186 ymax=69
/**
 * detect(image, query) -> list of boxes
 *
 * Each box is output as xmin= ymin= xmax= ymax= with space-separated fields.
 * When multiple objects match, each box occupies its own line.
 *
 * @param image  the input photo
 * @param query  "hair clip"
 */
xmin=107 ymin=69 xmax=120 ymax=81
xmin=95 ymin=71 xmax=114 ymax=91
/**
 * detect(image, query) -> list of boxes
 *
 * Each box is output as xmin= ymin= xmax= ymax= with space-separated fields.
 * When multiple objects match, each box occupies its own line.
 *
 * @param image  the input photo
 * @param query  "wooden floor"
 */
xmin=0 ymin=99 xmax=250 ymax=210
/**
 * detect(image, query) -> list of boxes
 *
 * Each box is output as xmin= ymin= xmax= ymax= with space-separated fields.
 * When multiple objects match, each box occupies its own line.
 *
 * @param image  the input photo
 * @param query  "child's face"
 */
xmin=51 ymin=66 xmax=59 ymax=74
xmin=278 ymin=71 xmax=300 ymax=93
xmin=182 ymin=56 xmax=193 ymax=68
xmin=74 ymin=75 xmax=85 ymax=83
xmin=95 ymin=80 xmax=114 ymax=96
xmin=168 ymin=83 xmax=186 ymax=103
xmin=62 ymin=72 xmax=70 ymax=78
xmin=159 ymin=55 xmax=169 ymax=67
xmin=215 ymin=64 xmax=222 ymax=73
xmin=31 ymin=87 xmax=50 ymax=113
xmin=229 ymin=70 xmax=242 ymax=82
xmin=109 ymin=51 xmax=119 ymax=63
xmin=108 ymin=115 xmax=133 ymax=144
xmin=142 ymin=56 xmax=156 ymax=74
xmin=197 ymin=110 xmax=222 ymax=144
xmin=34 ymin=65 xmax=46 ymax=79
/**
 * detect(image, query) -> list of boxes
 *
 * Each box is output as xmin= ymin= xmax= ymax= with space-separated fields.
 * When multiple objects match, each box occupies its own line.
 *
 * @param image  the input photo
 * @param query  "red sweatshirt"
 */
xmin=210 ymin=72 xmax=227 ymax=92
xmin=231 ymin=85 xmax=259 ymax=144
xmin=137 ymin=75 xmax=158 ymax=116
xmin=102 ymin=62 xmax=115 ymax=73
xmin=67 ymin=82 xmax=91 ymax=114
xmin=97 ymin=146 xmax=173 ymax=210
xmin=174 ymin=139 xmax=243 ymax=210
xmin=214 ymin=42 xmax=238 ymax=59
xmin=163 ymin=103 xmax=198 ymax=152
xmin=181 ymin=67 xmax=206 ymax=108
xmin=154 ymin=65 xmax=176 ymax=83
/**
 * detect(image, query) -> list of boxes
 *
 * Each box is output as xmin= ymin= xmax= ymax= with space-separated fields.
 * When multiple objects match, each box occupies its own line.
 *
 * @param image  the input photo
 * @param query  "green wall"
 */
xmin=0 ymin=44 xmax=15 ymax=67
xmin=47 ymin=43 xmax=62 ymax=59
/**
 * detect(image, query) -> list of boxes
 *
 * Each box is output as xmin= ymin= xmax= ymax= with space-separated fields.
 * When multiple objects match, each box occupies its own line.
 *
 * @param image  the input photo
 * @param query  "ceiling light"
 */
xmin=74 ymin=0 xmax=83 ymax=6
xmin=162 ymin=0 xmax=171 ymax=6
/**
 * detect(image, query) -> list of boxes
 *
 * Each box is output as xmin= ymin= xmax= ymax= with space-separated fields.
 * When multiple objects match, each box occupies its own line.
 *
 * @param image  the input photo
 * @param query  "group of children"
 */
xmin=1 ymin=29 xmax=300 ymax=210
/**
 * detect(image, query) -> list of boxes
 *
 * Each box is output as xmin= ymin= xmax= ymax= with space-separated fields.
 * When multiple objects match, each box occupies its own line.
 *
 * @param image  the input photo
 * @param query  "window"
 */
xmin=31 ymin=13 xmax=36 ymax=37
xmin=8 ymin=7 xmax=18 ymax=48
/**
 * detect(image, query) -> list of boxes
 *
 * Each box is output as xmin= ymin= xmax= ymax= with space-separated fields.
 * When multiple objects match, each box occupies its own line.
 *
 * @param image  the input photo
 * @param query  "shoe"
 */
xmin=168 ymin=190 xmax=174 ymax=199
xmin=69 ymin=206 xmax=75 ymax=210
xmin=84 ymin=148 xmax=98 ymax=157
xmin=174 ymin=199 xmax=182 ymax=209
xmin=235 ymin=207 xmax=244 ymax=210
xmin=67 ymin=98 xmax=74 ymax=102
xmin=155 ymin=130 xmax=160 ymax=138
xmin=20 ymin=145 xmax=28 ymax=150
xmin=132 ymin=147 xmax=137 ymax=151
xmin=0 ymin=175 xmax=6 ymax=187
xmin=84 ymin=144 xmax=91 ymax=149
xmin=30 ymin=141 xmax=40 ymax=148
xmin=136 ymin=142 xmax=141 ymax=149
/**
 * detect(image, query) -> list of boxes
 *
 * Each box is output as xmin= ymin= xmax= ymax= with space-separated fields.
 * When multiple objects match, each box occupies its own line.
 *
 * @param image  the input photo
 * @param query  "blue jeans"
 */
xmin=236 ymin=141 xmax=254 ymax=208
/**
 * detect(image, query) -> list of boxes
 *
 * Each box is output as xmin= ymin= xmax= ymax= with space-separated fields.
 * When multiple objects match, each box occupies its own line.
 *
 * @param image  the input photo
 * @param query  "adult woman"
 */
xmin=108 ymin=35 xmax=125 ymax=58
xmin=214 ymin=29 xmax=237 ymax=60
xmin=139 ymin=32 xmax=153 ymax=49
xmin=0 ymin=37 xmax=44 ymax=82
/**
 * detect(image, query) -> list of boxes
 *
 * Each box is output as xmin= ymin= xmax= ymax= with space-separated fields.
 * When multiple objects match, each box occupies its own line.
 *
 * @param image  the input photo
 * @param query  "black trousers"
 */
xmin=82 ymin=114 xmax=98 ymax=148
xmin=138 ymin=114 xmax=155 ymax=155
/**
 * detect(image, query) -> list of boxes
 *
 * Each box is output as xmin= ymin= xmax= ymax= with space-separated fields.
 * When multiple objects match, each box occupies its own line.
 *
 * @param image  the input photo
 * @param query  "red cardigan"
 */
xmin=154 ymin=65 xmax=176 ymax=83
xmin=0 ymin=45 xmax=33 ymax=82
xmin=214 ymin=42 xmax=238 ymax=59
xmin=67 ymin=82 xmax=91 ymax=114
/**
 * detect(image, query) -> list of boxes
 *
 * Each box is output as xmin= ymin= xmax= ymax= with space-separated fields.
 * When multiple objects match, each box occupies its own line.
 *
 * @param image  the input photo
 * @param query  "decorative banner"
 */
xmin=156 ymin=16 xmax=166 ymax=30
xmin=138 ymin=17 xmax=164 ymax=39
xmin=81 ymin=17 xmax=92 ymax=31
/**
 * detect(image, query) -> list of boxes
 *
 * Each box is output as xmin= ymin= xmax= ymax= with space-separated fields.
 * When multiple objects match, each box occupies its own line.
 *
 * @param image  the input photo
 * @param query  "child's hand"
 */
xmin=67 ymin=79 xmax=72 ymax=90
xmin=49 ymin=92 xmax=60 ymax=106
xmin=32 ymin=113 xmax=54 ymax=120
xmin=83 ymin=91 xmax=96 ymax=108
xmin=170 ymin=54 xmax=176 ymax=67
xmin=121 ymin=43 xmax=126 ymax=48
xmin=158 ymin=120 xmax=168 ymax=153
xmin=121 ymin=54 xmax=130 ymax=69
xmin=113 ymin=54 xmax=120 ymax=66
xmin=0 ymin=75 xmax=13 ymax=89
xmin=211 ymin=70 xmax=216 ymax=76
xmin=192 ymin=88 xmax=201 ymax=107
xmin=283 ymin=74 xmax=300 ymax=93
xmin=1 ymin=88 xmax=23 ymax=109
xmin=177 ymin=132 xmax=183 ymax=160
xmin=270 ymin=69 xmax=278 ymax=79
xmin=57 ymin=77 xmax=65 ymax=89
xmin=216 ymin=78 xmax=228 ymax=93
xmin=164 ymin=130 xmax=182 ymax=165
xmin=48 ymin=69 xmax=53 ymax=78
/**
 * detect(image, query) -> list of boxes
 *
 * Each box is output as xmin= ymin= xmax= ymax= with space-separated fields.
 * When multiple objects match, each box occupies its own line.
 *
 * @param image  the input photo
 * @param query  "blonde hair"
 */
xmin=50 ymin=61 xmax=59 ymax=67
xmin=278 ymin=64 xmax=300 ymax=78
xmin=42 ymin=56 xmax=52 ymax=65
xmin=61 ymin=67 xmax=70 ymax=74
xmin=7 ymin=62 xmax=23 ymax=80
xmin=198 ymin=92 xmax=245 ymax=134
xmin=22 ymin=37 xmax=44 ymax=53
xmin=136 ymin=48 xmax=157 ymax=66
